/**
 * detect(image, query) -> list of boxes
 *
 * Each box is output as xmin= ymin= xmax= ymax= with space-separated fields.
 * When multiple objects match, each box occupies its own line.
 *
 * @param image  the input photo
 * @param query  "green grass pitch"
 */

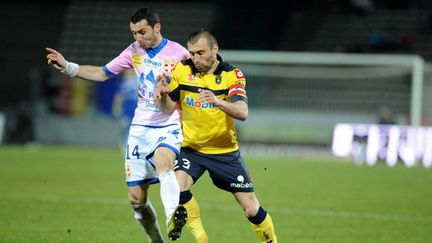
xmin=1 ymin=145 xmax=432 ymax=242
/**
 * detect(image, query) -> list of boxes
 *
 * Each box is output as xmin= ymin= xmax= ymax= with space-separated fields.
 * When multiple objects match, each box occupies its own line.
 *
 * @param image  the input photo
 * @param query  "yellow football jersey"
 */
xmin=168 ymin=55 xmax=247 ymax=154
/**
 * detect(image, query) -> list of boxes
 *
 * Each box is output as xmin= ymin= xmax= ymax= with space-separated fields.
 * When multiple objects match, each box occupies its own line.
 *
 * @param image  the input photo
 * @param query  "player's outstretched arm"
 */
xmin=46 ymin=47 xmax=68 ymax=70
xmin=46 ymin=47 xmax=109 ymax=82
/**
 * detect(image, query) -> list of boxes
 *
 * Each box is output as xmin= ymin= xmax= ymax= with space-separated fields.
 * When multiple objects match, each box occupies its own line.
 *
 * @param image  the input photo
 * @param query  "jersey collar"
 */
xmin=213 ymin=54 xmax=224 ymax=75
xmin=145 ymin=38 xmax=167 ymax=58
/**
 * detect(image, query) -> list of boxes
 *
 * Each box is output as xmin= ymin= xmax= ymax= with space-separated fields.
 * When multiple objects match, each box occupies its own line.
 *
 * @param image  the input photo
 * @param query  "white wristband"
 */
xmin=61 ymin=61 xmax=79 ymax=77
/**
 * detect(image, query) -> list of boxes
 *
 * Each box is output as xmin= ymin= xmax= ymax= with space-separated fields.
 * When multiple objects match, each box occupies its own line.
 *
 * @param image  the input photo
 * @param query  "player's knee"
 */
xmin=128 ymin=191 xmax=147 ymax=205
xmin=154 ymin=147 xmax=176 ymax=173
xmin=236 ymin=192 xmax=260 ymax=217
xmin=241 ymin=196 xmax=260 ymax=217
xmin=243 ymin=204 xmax=260 ymax=218
xmin=156 ymin=161 xmax=172 ymax=175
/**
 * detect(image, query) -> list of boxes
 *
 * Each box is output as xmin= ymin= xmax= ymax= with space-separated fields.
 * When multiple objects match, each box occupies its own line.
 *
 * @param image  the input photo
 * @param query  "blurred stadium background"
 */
xmin=1 ymin=1 xmax=432 ymax=242
xmin=0 ymin=0 xmax=431 ymax=150
xmin=1 ymin=0 xmax=432 ymax=149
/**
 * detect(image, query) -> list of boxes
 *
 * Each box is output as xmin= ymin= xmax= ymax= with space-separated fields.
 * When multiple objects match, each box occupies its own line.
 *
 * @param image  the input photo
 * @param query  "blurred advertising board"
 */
xmin=332 ymin=123 xmax=432 ymax=168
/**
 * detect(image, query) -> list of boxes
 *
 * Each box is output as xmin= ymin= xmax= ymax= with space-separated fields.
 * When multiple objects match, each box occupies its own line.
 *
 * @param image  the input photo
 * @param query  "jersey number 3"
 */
xmin=174 ymin=157 xmax=191 ymax=170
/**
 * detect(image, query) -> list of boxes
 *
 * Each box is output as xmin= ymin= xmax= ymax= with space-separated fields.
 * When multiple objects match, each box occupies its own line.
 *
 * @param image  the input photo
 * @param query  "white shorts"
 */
xmin=125 ymin=124 xmax=183 ymax=186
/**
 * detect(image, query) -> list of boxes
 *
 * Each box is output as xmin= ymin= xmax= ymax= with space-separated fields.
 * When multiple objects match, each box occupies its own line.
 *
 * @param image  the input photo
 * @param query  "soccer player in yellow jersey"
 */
xmin=155 ymin=29 xmax=277 ymax=243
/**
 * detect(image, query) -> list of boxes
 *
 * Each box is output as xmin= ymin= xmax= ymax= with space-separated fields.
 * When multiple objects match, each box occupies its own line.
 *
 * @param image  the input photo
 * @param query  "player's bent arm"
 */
xmin=155 ymin=94 xmax=178 ymax=114
xmin=216 ymin=100 xmax=248 ymax=121
xmin=154 ymin=74 xmax=178 ymax=113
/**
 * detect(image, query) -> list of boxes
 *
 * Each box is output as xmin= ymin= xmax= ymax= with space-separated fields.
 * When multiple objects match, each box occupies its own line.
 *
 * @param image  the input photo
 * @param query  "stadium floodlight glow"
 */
xmin=423 ymin=129 xmax=432 ymax=168
xmin=331 ymin=124 xmax=353 ymax=157
xmin=366 ymin=125 xmax=379 ymax=166
xmin=332 ymin=123 xmax=432 ymax=168
xmin=0 ymin=112 xmax=4 ymax=144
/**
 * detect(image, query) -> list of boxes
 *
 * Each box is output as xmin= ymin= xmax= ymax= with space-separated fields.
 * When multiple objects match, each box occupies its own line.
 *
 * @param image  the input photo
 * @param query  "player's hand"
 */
xmin=197 ymin=89 xmax=221 ymax=106
xmin=46 ymin=47 xmax=67 ymax=71
xmin=154 ymin=74 xmax=170 ymax=101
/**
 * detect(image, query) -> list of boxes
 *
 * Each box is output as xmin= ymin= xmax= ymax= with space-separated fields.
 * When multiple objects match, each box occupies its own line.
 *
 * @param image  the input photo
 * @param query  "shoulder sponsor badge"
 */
xmin=234 ymin=69 xmax=244 ymax=78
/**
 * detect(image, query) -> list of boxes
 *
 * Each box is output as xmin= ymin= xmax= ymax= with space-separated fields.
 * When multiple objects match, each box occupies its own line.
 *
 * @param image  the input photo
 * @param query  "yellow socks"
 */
xmin=250 ymin=208 xmax=278 ymax=243
xmin=182 ymin=194 xmax=209 ymax=243
xmin=180 ymin=192 xmax=277 ymax=243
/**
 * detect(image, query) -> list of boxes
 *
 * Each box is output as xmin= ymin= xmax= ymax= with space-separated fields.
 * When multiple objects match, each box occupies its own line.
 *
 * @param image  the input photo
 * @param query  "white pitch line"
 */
xmin=7 ymin=193 xmax=432 ymax=223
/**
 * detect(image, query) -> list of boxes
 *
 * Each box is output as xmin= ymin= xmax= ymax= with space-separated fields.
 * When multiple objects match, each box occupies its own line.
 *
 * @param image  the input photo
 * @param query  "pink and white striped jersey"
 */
xmin=103 ymin=38 xmax=189 ymax=126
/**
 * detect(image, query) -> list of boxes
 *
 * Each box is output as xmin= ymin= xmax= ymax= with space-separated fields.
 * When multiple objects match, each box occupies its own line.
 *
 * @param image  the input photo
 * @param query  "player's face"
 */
xmin=188 ymin=37 xmax=218 ymax=73
xmin=130 ymin=20 xmax=160 ymax=49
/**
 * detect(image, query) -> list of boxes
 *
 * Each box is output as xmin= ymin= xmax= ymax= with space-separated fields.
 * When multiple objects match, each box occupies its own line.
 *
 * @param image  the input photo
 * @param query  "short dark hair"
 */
xmin=187 ymin=28 xmax=218 ymax=48
xmin=130 ymin=6 xmax=160 ymax=27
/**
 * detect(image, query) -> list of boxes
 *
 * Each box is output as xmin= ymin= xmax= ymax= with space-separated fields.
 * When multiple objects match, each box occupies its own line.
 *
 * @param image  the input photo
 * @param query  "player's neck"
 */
xmin=206 ymin=60 xmax=220 ymax=74
xmin=151 ymin=35 xmax=163 ymax=49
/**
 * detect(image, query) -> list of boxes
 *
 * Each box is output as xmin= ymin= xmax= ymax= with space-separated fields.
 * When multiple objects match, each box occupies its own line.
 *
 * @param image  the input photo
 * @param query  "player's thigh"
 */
xmin=125 ymin=125 xmax=159 ymax=186
xmin=205 ymin=151 xmax=255 ymax=193
xmin=174 ymin=148 xmax=207 ymax=184
xmin=150 ymin=125 xmax=183 ymax=171
xmin=153 ymin=146 xmax=177 ymax=173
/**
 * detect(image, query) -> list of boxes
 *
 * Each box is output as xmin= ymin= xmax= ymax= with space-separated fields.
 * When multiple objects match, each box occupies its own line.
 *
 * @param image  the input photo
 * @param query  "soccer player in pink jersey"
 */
xmin=46 ymin=6 xmax=207 ymax=242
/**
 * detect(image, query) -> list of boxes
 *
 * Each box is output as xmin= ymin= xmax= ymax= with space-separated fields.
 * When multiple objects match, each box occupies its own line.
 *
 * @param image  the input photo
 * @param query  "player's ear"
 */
xmin=154 ymin=23 xmax=161 ymax=34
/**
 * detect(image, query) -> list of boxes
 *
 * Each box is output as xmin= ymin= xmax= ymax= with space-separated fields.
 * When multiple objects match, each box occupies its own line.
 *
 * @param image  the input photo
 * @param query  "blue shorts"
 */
xmin=174 ymin=147 xmax=255 ymax=193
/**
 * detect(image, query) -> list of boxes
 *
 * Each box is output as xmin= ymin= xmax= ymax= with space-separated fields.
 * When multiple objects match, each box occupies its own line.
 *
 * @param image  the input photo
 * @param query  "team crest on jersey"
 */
xmin=163 ymin=59 xmax=176 ymax=74
xmin=125 ymin=164 xmax=132 ymax=177
xmin=215 ymin=75 xmax=222 ymax=84
xmin=132 ymin=53 xmax=142 ymax=67
xmin=234 ymin=69 xmax=244 ymax=78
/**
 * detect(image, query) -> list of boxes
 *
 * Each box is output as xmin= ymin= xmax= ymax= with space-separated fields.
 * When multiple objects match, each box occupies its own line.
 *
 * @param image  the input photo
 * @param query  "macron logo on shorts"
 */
xmin=230 ymin=175 xmax=253 ymax=188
